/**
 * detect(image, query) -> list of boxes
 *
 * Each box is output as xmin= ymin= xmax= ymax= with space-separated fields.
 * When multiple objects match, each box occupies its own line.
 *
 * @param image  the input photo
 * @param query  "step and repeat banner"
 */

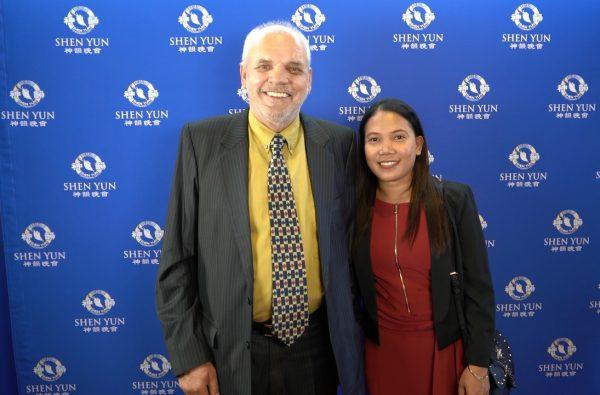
xmin=1 ymin=1 xmax=599 ymax=394
xmin=0 ymin=219 xmax=18 ymax=395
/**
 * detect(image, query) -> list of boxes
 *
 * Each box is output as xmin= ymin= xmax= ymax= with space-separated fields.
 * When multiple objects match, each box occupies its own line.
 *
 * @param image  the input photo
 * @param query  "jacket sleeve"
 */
xmin=155 ymin=124 xmax=212 ymax=376
xmin=455 ymin=185 xmax=495 ymax=367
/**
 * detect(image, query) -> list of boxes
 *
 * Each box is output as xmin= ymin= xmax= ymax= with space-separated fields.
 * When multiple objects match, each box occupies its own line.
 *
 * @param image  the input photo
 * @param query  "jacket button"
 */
xmin=246 ymin=341 xmax=250 ymax=350
xmin=247 ymin=297 xmax=251 ymax=305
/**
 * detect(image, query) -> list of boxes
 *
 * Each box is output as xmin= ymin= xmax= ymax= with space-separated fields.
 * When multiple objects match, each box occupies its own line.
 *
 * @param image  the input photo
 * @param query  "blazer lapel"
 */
xmin=301 ymin=114 xmax=334 ymax=289
xmin=354 ymin=226 xmax=379 ymax=322
xmin=430 ymin=180 xmax=452 ymax=324
xmin=220 ymin=111 xmax=253 ymax=294
xmin=430 ymin=239 xmax=452 ymax=324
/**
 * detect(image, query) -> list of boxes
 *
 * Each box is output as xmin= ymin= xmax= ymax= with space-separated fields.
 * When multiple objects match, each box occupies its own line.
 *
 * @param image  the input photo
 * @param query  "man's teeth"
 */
xmin=265 ymin=91 xmax=289 ymax=98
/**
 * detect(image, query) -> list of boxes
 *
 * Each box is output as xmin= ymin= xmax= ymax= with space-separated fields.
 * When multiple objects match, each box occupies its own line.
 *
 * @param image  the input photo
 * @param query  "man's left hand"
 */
xmin=458 ymin=364 xmax=489 ymax=395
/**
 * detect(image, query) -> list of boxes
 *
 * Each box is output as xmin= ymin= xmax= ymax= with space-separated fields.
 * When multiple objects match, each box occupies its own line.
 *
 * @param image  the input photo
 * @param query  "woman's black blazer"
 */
xmin=352 ymin=179 xmax=495 ymax=367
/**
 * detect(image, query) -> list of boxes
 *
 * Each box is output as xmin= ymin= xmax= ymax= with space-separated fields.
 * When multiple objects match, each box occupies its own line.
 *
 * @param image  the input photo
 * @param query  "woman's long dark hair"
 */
xmin=354 ymin=98 xmax=449 ymax=253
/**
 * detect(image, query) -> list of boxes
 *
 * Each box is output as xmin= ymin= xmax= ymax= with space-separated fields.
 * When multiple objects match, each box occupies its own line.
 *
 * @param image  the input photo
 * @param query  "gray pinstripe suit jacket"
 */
xmin=156 ymin=111 xmax=366 ymax=395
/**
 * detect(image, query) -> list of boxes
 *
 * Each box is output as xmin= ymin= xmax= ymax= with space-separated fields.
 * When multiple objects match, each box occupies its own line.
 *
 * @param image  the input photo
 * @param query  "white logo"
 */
xmin=71 ymin=152 xmax=107 ymax=179
xmin=479 ymin=214 xmax=487 ymax=230
xmin=427 ymin=150 xmax=434 ymax=165
xmin=509 ymin=144 xmax=540 ymax=170
xmin=132 ymin=221 xmax=164 ymax=247
xmin=82 ymin=290 xmax=116 ymax=315
xmin=140 ymin=354 xmax=172 ymax=379
xmin=547 ymin=338 xmax=576 ymax=361
xmin=10 ymin=80 xmax=45 ymax=108
xmin=64 ymin=6 xmax=100 ymax=35
xmin=291 ymin=4 xmax=326 ymax=32
xmin=34 ymin=357 xmax=66 ymax=382
xmin=21 ymin=223 xmax=55 ymax=249
xmin=124 ymin=80 xmax=159 ymax=108
xmin=557 ymin=75 xmax=588 ymax=101
xmin=348 ymin=76 xmax=381 ymax=103
xmin=178 ymin=5 xmax=213 ymax=33
xmin=511 ymin=4 xmax=543 ymax=31
xmin=505 ymin=276 xmax=535 ymax=301
xmin=458 ymin=75 xmax=490 ymax=102
xmin=237 ymin=87 xmax=249 ymax=104
xmin=402 ymin=3 xmax=435 ymax=30
xmin=553 ymin=210 xmax=583 ymax=235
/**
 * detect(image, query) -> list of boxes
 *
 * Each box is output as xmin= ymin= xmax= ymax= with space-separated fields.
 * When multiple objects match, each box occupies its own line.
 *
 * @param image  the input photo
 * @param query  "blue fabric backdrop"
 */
xmin=1 ymin=215 xmax=18 ymax=395
xmin=1 ymin=1 xmax=599 ymax=394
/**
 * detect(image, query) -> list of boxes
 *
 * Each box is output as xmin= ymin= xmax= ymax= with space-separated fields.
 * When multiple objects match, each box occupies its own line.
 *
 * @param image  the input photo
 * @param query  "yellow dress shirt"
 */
xmin=248 ymin=111 xmax=324 ymax=322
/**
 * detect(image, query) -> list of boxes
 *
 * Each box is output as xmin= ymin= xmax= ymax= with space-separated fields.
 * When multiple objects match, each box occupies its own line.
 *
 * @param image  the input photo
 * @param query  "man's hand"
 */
xmin=458 ymin=364 xmax=489 ymax=395
xmin=178 ymin=362 xmax=220 ymax=395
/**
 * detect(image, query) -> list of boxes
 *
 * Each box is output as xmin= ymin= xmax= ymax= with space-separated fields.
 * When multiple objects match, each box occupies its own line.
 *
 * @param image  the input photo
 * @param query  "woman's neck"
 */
xmin=376 ymin=178 xmax=412 ymax=204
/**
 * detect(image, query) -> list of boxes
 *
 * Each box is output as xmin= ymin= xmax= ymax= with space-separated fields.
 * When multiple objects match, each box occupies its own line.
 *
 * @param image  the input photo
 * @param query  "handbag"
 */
xmin=442 ymin=183 xmax=517 ymax=393
xmin=450 ymin=274 xmax=516 ymax=393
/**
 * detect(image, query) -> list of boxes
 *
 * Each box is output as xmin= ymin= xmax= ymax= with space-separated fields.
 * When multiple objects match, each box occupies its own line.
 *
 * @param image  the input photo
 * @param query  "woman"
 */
xmin=352 ymin=98 xmax=495 ymax=395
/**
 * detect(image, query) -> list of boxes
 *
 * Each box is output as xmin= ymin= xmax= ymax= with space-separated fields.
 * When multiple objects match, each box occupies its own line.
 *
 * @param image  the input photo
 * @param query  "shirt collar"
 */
xmin=248 ymin=110 xmax=301 ymax=154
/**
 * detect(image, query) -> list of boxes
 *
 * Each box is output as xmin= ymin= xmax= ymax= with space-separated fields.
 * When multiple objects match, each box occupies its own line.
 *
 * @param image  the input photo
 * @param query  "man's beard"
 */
xmin=252 ymin=99 xmax=303 ymax=131
xmin=266 ymin=106 xmax=300 ymax=129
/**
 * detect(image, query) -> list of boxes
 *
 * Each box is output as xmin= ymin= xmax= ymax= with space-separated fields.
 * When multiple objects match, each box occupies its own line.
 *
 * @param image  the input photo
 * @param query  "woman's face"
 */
xmin=363 ymin=110 xmax=424 ymax=186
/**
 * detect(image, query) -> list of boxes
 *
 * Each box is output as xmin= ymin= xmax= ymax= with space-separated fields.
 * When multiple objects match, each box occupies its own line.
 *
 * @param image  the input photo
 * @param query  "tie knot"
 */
xmin=270 ymin=134 xmax=286 ymax=154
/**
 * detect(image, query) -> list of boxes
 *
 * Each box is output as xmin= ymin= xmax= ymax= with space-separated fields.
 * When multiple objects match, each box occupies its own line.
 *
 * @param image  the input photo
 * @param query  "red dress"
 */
xmin=365 ymin=199 xmax=464 ymax=395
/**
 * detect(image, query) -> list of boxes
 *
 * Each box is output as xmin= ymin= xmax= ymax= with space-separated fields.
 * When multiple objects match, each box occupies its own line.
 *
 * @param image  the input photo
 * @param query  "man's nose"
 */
xmin=268 ymin=65 xmax=288 ymax=83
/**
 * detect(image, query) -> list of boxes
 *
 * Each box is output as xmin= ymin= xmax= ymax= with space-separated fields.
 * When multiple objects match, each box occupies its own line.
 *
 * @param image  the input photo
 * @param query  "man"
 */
xmin=156 ymin=21 xmax=365 ymax=395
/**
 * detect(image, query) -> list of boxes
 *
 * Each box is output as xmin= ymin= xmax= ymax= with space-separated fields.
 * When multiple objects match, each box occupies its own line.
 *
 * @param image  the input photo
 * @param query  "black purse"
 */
xmin=450 ymin=274 xmax=516 ymax=393
xmin=442 ymin=184 xmax=517 ymax=393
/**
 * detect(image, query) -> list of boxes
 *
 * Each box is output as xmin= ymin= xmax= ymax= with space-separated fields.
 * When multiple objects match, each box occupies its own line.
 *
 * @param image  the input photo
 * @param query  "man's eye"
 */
xmin=256 ymin=64 xmax=270 ymax=71
xmin=367 ymin=137 xmax=379 ymax=143
xmin=394 ymin=135 xmax=406 ymax=140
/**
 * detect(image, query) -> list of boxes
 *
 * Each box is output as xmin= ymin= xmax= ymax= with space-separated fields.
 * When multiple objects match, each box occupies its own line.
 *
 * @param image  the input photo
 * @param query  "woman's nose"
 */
xmin=379 ymin=140 xmax=395 ymax=154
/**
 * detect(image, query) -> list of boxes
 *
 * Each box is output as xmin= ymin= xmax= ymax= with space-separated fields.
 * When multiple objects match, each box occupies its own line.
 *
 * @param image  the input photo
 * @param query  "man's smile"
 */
xmin=262 ymin=90 xmax=291 ymax=98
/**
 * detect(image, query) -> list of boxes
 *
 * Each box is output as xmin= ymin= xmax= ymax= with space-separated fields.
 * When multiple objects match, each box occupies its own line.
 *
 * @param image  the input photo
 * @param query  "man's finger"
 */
xmin=208 ymin=370 xmax=220 ymax=395
xmin=183 ymin=387 xmax=201 ymax=395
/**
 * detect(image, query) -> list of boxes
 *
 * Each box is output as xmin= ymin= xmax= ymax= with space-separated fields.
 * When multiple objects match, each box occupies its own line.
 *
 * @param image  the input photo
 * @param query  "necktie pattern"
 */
xmin=268 ymin=133 xmax=309 ymax=346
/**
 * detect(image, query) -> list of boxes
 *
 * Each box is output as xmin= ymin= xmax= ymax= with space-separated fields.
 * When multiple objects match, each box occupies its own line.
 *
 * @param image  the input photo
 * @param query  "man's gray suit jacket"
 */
xmin=156 ymin=110 xmax=366 ymax=395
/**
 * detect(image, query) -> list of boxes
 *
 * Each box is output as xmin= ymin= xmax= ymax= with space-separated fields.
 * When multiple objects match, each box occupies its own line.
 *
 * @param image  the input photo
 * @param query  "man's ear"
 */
xmin=239 ymin=63 xmax=246 ymax=88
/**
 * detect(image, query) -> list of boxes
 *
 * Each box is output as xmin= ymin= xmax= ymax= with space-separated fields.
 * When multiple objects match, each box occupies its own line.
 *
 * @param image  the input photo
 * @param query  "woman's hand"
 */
xmin=458 ymin=364 xmax=489 ymax=395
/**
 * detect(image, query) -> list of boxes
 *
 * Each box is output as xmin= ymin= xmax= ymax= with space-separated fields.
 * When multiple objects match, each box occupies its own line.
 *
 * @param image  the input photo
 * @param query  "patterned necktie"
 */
xmin=268 ymin=133 xmax=309 ymax=346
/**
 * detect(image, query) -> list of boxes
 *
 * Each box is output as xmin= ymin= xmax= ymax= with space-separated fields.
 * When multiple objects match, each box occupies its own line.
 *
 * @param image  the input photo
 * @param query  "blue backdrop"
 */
xmin=1 ymin=1 xmax=599 ymax=394
xmin=1 ymin=215 xmax=18 ymax=395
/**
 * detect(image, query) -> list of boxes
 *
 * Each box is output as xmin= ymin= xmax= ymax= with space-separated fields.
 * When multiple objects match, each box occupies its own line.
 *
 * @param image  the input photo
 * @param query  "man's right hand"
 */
xmin=178 ymin=362 xmax=220 ymax=395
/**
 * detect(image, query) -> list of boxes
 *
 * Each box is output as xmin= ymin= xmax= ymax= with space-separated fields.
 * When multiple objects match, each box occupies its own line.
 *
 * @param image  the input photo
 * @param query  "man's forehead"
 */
xmin=247 ymin=32 xmax=307 ymax=64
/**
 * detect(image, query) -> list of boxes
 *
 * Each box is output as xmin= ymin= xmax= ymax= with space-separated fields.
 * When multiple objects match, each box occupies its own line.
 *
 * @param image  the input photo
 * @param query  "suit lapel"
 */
xmin=219 ymin=112 xmax=337 ymax=294
xmin=220 ymin=111 xmax=253 ymax=294
xmin=301 ymin=114 xmax=334 ymax=289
